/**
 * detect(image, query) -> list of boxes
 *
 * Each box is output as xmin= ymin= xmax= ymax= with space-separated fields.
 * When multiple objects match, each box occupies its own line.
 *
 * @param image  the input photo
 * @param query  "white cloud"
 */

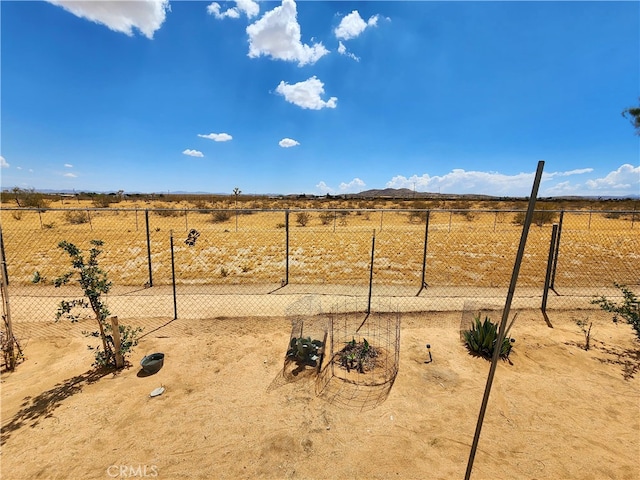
xmin=29 ymin=169 xmax=34 ymax=173
xmin=275 ymin=77 xmax=337 ymax=110
xmin=279 ymin=138 xmax=300 ymax=148
xmin=337 ymin=40 xmax=359 ymax=62
xmin=207 ymin=2 xmax=240 ymax=19
xmin=387 ymin=169 xmax=544 ymax=196
xmin=316 ymin=178 xmax=365 ymax=194
xmin=385 ymin=165 xmax=640 ymax=197
xmin=64 ymin=163 xmax=73 ymax=168
xmin=207 ymin=0 xmax=259 ymax=19
xmin=585 ymin=164 xmax=640 ymax=192
xmin=63 ymin=173 xmax=77 ymax=178
xmin=47 ymin=0 xmax=169 ymax=39
xmin=0 ymin=156 xmax=8 ymax=168
xmin=334 ymin=11 xmax=379 ymax=40
xmin=246 ymin=0 xmax=329 ymax=66
xmin=183 ymin=149 xmax=204 ymax=157
xmin=17 ymin=166 xmax=22 ymax=170
xmin=198 ymin=132 xmax=233 ymax=142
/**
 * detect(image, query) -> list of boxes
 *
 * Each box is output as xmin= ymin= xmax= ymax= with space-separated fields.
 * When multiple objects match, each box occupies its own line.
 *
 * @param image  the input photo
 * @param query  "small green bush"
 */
xmin=591 ymin=283 xmax=640 ymax=341
xmin=463 ymin=314 xmax=514 ymax=359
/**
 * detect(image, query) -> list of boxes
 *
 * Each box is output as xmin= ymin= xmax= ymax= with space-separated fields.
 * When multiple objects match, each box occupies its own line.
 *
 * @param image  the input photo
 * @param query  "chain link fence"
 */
xmin=1 ymin=207 xmax=638 ymax=324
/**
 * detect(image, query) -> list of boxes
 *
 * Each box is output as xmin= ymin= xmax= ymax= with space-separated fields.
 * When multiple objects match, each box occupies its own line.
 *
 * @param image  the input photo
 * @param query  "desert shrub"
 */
xmin=64 ymin=210 xmax=90 ymax=225
xmin=462 ymin=314 xmax=514 ymax=359
xmin=92 ymin=195 xmax=114 ymax=208
xmin=211 ymin=210 xmax=231 ymax=223
xmin=513 ymin=207 xmax=558 ymax=226
xmin=603 ymin=211 xmax=622 ymax=219
xmin=11 ymin=210 xmax=22 ymax=220
xmin=591 ymin=283 xmax=640 ymax=341
xmin=296 ymin=211 xmax=310 ymax=227
xmin=12 ymin=187 xmax=49 ymax=209
xmin=191 ymin=200 xmax=209 ymax=209
xmin=287 ymin=336 xmax=324 ymax=367
xmin=319 ymin=211 xmax=334 ymax=225
xmin=155 ymin=208 xmax=183 ymax=217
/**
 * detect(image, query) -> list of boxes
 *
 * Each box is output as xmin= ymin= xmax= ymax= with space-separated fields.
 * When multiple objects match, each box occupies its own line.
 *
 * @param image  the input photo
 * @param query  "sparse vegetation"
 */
xmin=513 ymin=207 xmax=558 ymax=226
xmin=211 ymin=210 xmax=231 ymax=223
xmin=574 ymin=316 xmax=593 ymax=350
xmin=462 ymin=314 xmax=515 ymax=359
xmin=338 ymin=337 xmax=379 ymax=373
xmin=286 ymin=336 xmax=324 ymax=367
xmin=54 ymin=240 xmax=142 ymax=368
xmin=296 ymin=211 xmax=310 ymax=227
xmin=64 ymin=210 xmax=90 ymax=225
xmin=12 ymin=187 xmax=48 ymax=210
xmin=592 ymin=283 xmax=640 ymax=341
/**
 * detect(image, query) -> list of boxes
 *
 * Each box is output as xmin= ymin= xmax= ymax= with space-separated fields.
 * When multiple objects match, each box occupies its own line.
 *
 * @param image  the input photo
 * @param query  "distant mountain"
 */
xmin=354 ymin=188 xmax=496 ymax=200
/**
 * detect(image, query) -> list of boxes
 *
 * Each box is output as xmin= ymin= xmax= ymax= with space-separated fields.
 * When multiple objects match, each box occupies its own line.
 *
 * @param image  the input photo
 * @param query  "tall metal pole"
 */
xmin=367 ymin=229 xmax=376 ymax=315
xmin=464 ymin=160 xmax=545 ymax=480
xmin=549 ymin=210 xmax=564 ymax=291
xmin=284 ymin=210 xmax=289 ymax=286
xmin=170 ymin=231 xmax=177 ymax=320
xmin=145 ymin=210 xmax=153 ymax=287
xmin=417 ymin=210 xmax=430 ymax=296
xmin=542 ymin=224 xmax=559 ymax=314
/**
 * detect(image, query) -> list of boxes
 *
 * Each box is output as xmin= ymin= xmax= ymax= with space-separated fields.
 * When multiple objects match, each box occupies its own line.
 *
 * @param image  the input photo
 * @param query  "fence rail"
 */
xmin=1 ymin=207 xmax=637 ymax=322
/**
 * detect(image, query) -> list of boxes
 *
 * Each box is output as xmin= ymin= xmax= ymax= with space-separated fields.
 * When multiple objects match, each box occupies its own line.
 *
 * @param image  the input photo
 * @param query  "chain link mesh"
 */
xmin=2 ymin=207 xmax=638 ymax=324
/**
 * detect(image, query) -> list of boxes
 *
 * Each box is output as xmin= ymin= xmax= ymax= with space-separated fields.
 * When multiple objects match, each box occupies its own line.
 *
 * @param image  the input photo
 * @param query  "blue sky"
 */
xmin=1 ymin=0 xmax=639 ymax=197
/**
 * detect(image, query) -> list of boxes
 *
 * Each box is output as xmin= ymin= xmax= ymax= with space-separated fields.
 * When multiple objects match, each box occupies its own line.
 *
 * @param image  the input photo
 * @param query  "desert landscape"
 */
xmin=1 ymin=194 xmax=639 ymax=479
xmin=1 ymin=307 xmax=639 ymax=479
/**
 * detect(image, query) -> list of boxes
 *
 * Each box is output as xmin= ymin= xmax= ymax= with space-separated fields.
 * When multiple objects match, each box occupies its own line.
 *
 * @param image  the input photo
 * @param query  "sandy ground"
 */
xmin=1 ymin=308 xmax=639 ymax=480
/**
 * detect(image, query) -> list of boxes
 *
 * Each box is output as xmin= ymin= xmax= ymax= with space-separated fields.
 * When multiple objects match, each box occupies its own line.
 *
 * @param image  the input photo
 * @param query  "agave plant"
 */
xmin=463 ymin=314 xmax=515 ymax=359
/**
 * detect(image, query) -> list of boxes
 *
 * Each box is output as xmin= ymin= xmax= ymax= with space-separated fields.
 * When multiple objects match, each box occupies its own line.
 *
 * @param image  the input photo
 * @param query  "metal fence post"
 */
xmin=284 ymin=210 xmax=289 ymax=286
xmin=542 ymin=223 xmax=559 ymax=314
xmin=367 ymin=229 xmax=376 ymax=315
xmin=0 ymin=225 xmax=8 ymax=286
xmin=550 ymin=210 xmax=564 ymax=291
xmin=145 ymin=210 xmax=153 ymax=287
xmin=417 ymin=210 xmax=430 ymax=296
xmin=87 ymin=209 xmax=92 ymax=231
xmin=170 ymin=230 xmax=177 ymax=320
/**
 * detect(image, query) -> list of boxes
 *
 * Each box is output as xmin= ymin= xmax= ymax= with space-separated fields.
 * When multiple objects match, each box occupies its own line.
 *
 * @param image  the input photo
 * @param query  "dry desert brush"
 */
xmin=54 ymin=239 xmax=142 ymax=369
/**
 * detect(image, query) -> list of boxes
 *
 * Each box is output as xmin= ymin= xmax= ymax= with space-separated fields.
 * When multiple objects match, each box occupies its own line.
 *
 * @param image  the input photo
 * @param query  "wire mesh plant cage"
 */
xmin=283 ymin=296 xmax=328 ymax=380
xmin=317 ymin=298 xmax=401 ymax=410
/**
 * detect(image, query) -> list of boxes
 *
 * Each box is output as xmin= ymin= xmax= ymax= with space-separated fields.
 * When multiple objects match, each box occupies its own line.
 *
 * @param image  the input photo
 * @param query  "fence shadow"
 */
xmin=1 ymin=367 xmax=111 ymax=446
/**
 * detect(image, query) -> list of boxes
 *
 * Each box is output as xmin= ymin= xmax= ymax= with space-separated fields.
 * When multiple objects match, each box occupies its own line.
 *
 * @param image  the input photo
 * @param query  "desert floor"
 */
xmin=1 ymin=307 xmax=639 ymax=480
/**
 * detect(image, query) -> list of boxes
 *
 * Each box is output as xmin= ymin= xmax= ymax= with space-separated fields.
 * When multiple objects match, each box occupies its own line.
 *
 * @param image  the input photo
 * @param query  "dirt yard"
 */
xmin=1 ymin=307 xmax=639 ymax=480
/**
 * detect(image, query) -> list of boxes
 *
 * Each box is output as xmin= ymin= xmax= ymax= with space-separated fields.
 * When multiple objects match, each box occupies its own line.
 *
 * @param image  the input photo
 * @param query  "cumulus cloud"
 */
xmin=337 ymin=41 xmax=359 ymax=61
xmin=246 ymin=0 xmax=329 ymax=66
xmin=183 ymin=149 xmax=204 ymax=157
xmin=316 ymin=178 xmax=365 ymax=194
xmin=64 ymin=163 xmax=73 ymax=168
xmin=208 ymin=0 xmax=259 ymax=19
xmin=47 ymin=0 xmax=170 ymax=39
xmin=335 ymin=10 xmax=378 ymax=40
xmin=207 ymin=2 xmax=240 ymax=19
xmin=198 ymin=133 xmax=233 ymax=142
xmin=0 ymin=156 xmax=8 ymax=168
xmin=387 ymin=169 xmax=543 ymax=196
xmin=63 ymin=173 xmax=77 ymax=178
xmin=585 ymin=164 xmax=640 ymax=191
xmin=279 ymin=138 xmax=300 ymax=148
xmin=275 ymin=77 xmax=337 ymax=110
xmin=385 ymin=165 xmax=640 ymax=197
